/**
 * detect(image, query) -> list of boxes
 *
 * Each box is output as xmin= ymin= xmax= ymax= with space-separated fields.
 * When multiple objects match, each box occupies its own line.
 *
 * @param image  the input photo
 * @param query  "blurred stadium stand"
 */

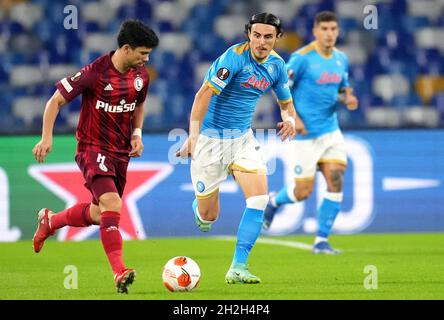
xmin=0 ymin=0 xmax=444 ymax=133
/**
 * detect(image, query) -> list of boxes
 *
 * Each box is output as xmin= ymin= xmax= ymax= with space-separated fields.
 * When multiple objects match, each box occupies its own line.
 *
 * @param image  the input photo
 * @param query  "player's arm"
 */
xmin=176 ymin=83 xmax=215 ymax=159
xmin=129 ymin=102 xmax=145 ymax=158
xmin=32 ymin=90 xmax=68 ymax=163
xmin=176 ymin=47 xmax=238 ymax=158
xmin=338 ymin=87 xmax=358 ymax=110
xmin=274 ymin=57 xmax=307 ymax=140
xmin=337 ymin=55 xmax=358 ymax=110
xmin=277 ymin=99 xmax=307 ymax=140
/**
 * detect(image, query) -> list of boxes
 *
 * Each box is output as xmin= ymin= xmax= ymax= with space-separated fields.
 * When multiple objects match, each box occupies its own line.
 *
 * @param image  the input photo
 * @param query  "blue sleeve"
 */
xmin=340 ymin=54 xmax=350 ymax=88
xmin=285 ymin=52 xmax=306 ymax=88
xmin=204 ymin=47 xmax=241 ymax=94
xmin=273 ymin=62 xmax=292 ymax=103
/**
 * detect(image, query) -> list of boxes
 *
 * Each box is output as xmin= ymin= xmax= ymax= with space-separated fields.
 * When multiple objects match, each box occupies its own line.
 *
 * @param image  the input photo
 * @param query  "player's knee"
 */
xmin=199 ymin=210 xmax=219 ymax=222
xmin=198 ymin=205 xmax=220 ymax=222
xmin=89 ymin=205 xmax=101 ymax=225
xmin=246 ymin=194 xmax=269 ymax=211
xmin=294 ymin=187 xmax=312 ymax=201
xmin=99 ymin=192 xmax=122 ymax=213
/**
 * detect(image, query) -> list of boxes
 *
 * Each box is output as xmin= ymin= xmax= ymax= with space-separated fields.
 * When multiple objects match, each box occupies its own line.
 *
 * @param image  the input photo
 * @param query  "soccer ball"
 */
xmin=162 ymin=256 xmax=201 ymax=292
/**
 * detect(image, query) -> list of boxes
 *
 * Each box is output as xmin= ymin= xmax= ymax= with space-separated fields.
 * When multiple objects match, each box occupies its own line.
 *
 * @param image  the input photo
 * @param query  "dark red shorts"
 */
xmin=75 ymin=150 xmax=129 ymax=205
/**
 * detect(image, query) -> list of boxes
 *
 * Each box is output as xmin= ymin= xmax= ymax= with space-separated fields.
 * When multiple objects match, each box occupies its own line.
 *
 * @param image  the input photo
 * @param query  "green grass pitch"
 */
xmin=1 ymin=233 xmax=443 ymax=300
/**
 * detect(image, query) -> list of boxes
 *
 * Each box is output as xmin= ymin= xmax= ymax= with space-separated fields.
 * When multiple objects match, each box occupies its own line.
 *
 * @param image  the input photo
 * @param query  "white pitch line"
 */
xmin=212 ymin=235 xmax=313 ymax=251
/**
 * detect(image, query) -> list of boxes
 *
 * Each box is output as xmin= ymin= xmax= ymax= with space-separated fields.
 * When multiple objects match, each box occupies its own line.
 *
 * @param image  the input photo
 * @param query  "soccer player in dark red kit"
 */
xmin=31 ymin=19 xmax=159 ymax=294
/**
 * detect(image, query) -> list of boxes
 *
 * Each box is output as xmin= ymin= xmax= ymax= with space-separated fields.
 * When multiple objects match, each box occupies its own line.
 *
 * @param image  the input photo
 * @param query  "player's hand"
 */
xmin=32 ymin=138 xmax=52 ymax=163
xmin=129 ymin=135 xmax=144 ymax=157
xmin=277 ymin=120 xmax=296 ymax=141
xmin=345 ymin=95 xmax=359 ymax=110
xmin=176 ymin=137 xmax=197 ymax=159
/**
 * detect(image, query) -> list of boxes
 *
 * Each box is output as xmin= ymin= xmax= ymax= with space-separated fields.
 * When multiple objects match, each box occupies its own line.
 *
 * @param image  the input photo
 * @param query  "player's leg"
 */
xmin=33 ymin=150 xmax=108 ymax=253
xmin=91 ymin=176 xmax=135 ymax=293
xmin=226 ymin=169 xmax=268 ymax=284
xmin=225 ymin=142 xmax=268 ymax=282
xmin=93 ymin=177 xmax=123 ymax=274
xmin=89 ymin=203 xmax=101 ymax=224
xmin=226 ymin=131 xmax=270 ymax=283
xmin=263 ymin=139 xmax=318 ymax=230
xmin=33 ymin=199 xmax=100 ymax=253
xmin=312 ymin=162 xmax=345 ymax=254
xmin=313 ymin=130 xmax=347 ymax=254
xmin=190 ymin=134 xmax=225 ymax=232
xmin=193 ymin=192 xmax=220 ymax=232
xmin=223 ymin=131 xmax=268 ymax=283
xmin=263 ymin=178 xmax=315 ymax=230
xmin=52 ymin=202 xmax=99 ymax=227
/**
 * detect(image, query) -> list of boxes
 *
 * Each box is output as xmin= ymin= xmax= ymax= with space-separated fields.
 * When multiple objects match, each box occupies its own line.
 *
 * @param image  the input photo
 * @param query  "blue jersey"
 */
xmin=201 ymin=42 xmax=292 ymax=138
xmin=286 ymin=41 xmax=350 ymax=140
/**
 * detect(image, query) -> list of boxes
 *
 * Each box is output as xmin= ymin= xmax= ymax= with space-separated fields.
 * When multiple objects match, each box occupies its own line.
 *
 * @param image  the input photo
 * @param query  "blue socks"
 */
xmin=274 ymin=184 xmax=296 ymax=206
xmin=232 ymin=207 xmax=263 ymax=265
xmin=317 ymin=192 xmax=343 ymax=238
xmin=273 ymin=186 xmax=342 ymax=240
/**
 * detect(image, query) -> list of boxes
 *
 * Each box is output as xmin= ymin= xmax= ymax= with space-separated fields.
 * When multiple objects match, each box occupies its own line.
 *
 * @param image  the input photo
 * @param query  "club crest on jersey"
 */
xmin=134 ymin=76 xmax=143 ymax=91
xmin=243 ymin=64 xmax=253 ymax=73
xmin=70 ymin=71 xmax=81 ymax=82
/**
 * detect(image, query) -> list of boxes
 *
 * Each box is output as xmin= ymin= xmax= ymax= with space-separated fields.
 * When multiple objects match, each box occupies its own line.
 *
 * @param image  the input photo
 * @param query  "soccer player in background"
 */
xmin=262 ymin=11 xmax=359 ymax=254
xmin=31 ymin=20 xmax=159 ymax=293
xmin=177 ymin=13 xmax=306 ymax=284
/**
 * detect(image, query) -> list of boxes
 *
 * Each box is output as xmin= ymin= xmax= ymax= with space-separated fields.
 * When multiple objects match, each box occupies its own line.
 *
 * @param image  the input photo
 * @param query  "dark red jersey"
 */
xmin=56 ymin=51 xmax=149 ymax=158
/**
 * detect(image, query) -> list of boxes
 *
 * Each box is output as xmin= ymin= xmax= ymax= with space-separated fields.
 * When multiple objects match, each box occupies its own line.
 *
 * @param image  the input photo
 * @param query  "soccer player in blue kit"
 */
xmin=177 ymin=13 xmax=306 ymax=283
xmin=263 ymin=11 xmax=359 ymax=254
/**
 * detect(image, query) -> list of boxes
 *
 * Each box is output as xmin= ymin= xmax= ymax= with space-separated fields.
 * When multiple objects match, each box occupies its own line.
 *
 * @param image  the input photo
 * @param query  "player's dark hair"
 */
xmin=117 ymin=19 xmax=159 ymax=49
xmin=244 ymin=12 xmax=283 ymax=39
xmin=314 ymin=11 xmax=338 ymax=26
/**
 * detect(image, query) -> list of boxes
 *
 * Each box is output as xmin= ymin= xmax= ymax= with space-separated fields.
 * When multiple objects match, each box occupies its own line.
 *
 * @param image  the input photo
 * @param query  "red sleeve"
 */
xmin=137 ymin=69 xmax=150 ymax=104
xmin=55 ymin=64 xmax=98 ymax=102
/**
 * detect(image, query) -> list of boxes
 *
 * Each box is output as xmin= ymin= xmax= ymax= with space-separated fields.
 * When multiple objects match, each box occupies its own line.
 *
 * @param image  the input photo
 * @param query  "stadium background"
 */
xmin=0 ymin=0 xmax=443 ymax=242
